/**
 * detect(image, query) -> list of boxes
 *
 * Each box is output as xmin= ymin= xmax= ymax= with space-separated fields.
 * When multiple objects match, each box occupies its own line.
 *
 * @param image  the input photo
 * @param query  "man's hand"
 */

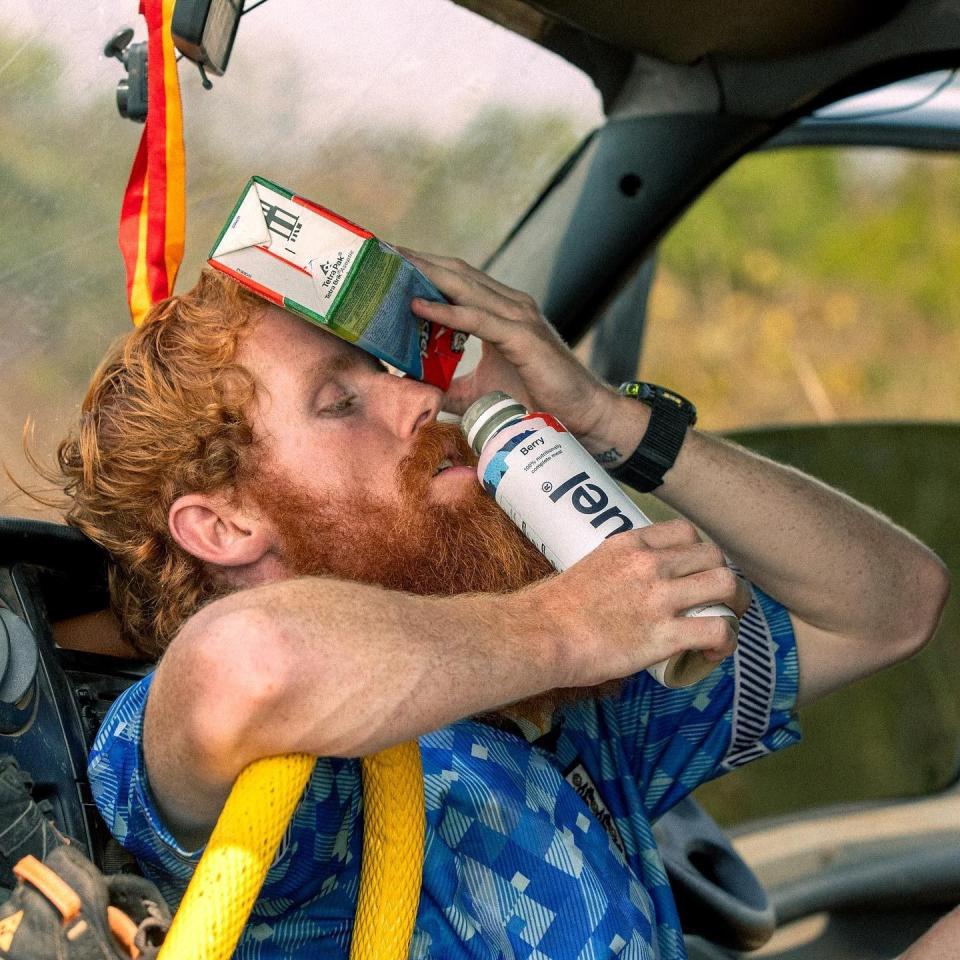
xmin=404 ymin=250 xmax=622 ymax=452
xmin=405 ymin=254 xmax=948 ymax=704
xmin=524 ymin=519 xmax=746 ymax=688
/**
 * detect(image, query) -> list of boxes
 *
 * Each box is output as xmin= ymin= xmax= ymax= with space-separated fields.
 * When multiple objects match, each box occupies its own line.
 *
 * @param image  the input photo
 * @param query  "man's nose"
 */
xmin=382 ymin=374 xmax=443 ymax=438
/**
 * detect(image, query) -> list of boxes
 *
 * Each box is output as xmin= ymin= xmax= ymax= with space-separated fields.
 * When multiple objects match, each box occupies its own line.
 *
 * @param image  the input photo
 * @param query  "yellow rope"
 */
xmin=352 ymin=742 xmax=426 ymax=959
xmin=157 ymin=754 xmax=313 ymax=958
xmin=156 ymin=743 xmax=425 ymax=960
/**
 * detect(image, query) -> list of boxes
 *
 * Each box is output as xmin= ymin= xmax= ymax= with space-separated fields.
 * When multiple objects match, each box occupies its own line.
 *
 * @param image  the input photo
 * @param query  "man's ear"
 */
xmin=168 ymin=493 xmax=273 ymax=568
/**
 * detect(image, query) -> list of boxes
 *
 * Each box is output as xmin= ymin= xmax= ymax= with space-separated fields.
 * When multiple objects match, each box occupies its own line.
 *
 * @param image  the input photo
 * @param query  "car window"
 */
xmin=0 ymin=1 xmax=602 ymax=514
xmin=638 ymin=147 xmax=960 ymax=824
xmin=642 ymin=147 xmax=960 ymax=431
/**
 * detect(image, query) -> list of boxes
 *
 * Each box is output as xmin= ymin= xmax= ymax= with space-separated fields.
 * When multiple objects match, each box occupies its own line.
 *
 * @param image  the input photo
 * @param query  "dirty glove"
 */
xmin=0 ymin=845 xmax=171 ymax=959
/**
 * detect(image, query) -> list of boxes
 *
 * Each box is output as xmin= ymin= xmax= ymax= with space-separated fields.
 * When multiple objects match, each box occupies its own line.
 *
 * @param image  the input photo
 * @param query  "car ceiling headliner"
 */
xmin=453 ymin=0 xmax=909 ymax=62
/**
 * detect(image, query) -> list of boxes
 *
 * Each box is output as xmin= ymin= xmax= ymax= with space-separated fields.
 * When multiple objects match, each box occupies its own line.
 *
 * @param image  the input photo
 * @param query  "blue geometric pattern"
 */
xmin=88 ymin=586 xmax=799 ymax=958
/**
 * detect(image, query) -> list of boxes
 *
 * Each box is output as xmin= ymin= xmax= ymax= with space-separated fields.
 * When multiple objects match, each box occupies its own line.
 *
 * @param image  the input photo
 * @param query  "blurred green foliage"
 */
xmin=661 ymin=147 xmax=960 ymax=328
xmin=644 ymin=147 xmax=960 ymax=430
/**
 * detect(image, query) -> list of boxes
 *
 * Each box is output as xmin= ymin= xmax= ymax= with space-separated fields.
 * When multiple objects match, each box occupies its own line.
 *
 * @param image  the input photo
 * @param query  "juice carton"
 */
xmin=209 ymin=176 xmax=465 ymax=388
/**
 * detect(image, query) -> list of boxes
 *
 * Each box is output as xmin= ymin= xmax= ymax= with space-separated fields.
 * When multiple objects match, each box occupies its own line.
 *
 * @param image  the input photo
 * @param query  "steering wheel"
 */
xmin=653 ymin=796 xmax=775 ymax=951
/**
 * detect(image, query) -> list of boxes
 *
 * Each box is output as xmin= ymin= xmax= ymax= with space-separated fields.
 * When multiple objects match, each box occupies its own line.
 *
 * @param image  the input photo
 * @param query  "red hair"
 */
xmin=50 ymin=270 xmax=264 ymax=659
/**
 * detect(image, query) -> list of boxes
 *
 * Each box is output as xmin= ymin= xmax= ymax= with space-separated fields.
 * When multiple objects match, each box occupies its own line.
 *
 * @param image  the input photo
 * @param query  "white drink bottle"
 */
xmin=461 ymin=392 xmax=738 ymax=688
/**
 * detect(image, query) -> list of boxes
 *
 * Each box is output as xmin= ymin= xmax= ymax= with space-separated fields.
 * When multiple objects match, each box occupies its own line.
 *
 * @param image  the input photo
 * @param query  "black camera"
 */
xmin=104 ymin=1 xmax=245 ymax=123
xmin=104 ymin=29 xmax=148 ymax=123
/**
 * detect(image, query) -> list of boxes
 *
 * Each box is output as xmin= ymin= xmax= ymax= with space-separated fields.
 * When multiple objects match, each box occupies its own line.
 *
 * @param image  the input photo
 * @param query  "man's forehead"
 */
xmin=242 ymin=304 xmax=367 ymax=372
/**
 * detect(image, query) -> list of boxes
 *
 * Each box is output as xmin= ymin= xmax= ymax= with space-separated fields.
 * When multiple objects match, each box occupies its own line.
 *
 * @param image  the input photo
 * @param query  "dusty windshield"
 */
xmin=0 ymin=0 xmax=602 ymax=514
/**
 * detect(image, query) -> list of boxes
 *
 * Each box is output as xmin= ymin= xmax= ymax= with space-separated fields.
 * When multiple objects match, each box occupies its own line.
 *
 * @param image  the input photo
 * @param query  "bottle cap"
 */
xmin=461 ymin=392 xmax=527 ymax=454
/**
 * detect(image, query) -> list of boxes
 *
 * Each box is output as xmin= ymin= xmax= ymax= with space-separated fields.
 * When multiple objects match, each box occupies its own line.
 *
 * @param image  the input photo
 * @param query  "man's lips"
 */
xmin=430 ymin=446 xmax=476 ymax=486
xmin=431 ymin=464 xmax=475 ymax=483
xmin=431 ymin=448 xmax=468 ymax=477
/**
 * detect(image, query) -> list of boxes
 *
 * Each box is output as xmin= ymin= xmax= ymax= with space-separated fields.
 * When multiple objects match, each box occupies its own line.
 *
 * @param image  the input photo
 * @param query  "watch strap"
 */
xmin=610 ymin=383 xmax=695 ymax=492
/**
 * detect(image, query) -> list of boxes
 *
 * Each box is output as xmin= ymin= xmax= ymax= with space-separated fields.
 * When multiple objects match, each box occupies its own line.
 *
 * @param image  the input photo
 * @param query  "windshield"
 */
xmin=0 ymin=0 xmax=602 ymax=515
xmin=641 ymin=145 xmax=960 ymax=431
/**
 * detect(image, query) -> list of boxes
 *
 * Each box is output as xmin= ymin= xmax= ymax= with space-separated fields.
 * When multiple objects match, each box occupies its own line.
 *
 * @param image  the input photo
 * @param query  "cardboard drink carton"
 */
xmin=208 ymin=176 xmax=466 ymax=389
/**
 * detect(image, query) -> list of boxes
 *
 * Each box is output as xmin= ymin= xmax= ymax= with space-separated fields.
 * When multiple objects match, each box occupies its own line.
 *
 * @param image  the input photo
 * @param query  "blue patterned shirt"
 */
xmin=88 ymin=586 xmax=799 ymax=959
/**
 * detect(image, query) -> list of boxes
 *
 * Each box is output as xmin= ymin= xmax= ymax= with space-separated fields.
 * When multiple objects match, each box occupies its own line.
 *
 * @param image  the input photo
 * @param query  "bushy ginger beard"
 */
xmin=252 ymin=421 xmax=553 ymax=595
xmin=249 ymin=421 xmax=619 ymax=730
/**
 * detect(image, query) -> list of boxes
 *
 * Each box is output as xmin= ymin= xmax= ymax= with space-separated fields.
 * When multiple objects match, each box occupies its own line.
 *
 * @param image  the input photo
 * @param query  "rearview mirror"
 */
xmin=172 ymin=0 xmax=243 ymax=76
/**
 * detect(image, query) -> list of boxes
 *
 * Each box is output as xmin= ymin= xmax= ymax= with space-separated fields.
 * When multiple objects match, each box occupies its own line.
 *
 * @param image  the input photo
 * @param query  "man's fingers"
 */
xmin=544 ymin=525 xmax=747 ymax=684
xmin=400 ymin=248 xmax=531 ymax=305
xmin=411 ymin=297 xmax=508 ymax=338
xmin=403 ymin=249 xmax=540 ymax=329
xmin=643 ymin=616 xmax=737 ymax=672
xmin=628 ymin=519 xmax=701 ymax=550
xmin=412 ymin=298 xmax=545 ymax=366
xmin=624 ymin=525 xmax=750 ymax=618
xmin=732 ymin=575 xmax=752 ymax=619
xmin=664 ymin=614 xmax=739 ymax=660
xmin=645 ymin=541 xmax=727 ymax=580
xmin=669 ymin=566 xmax=741 ymax=614
xmin=405 ymin=255 xmax=522 ymax=318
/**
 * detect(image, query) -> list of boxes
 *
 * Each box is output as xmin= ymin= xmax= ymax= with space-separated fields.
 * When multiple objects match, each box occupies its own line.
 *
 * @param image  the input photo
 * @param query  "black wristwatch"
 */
xmin=608 ymin=382 xmax=697 ymax=492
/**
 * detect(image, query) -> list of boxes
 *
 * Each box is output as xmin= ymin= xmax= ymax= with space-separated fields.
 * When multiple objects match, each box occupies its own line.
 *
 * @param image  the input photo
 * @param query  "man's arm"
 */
xmin=145 ymin=522 xmax=744 ymax=846
xmin=602 ymin=405 xmax=950 ymax=704
xmin=406 ymin=252 xmax=950 ymax=707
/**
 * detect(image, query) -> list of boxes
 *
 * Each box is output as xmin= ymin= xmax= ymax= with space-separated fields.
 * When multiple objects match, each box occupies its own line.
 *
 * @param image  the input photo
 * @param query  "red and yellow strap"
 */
xmin=118 ymin=0 xmax=186 ymax=327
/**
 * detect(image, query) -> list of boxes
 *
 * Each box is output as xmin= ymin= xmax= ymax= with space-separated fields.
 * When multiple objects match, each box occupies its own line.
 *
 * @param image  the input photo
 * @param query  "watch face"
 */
xmin=620 ymin=382 xmax=697 ymax=426
xmin=638 ymin=383 xmax=659 ymax=404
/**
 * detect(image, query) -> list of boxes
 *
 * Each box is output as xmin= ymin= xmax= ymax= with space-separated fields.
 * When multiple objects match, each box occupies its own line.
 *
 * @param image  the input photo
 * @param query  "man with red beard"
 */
xmin=254 ymin=418 xmax=555 ymax=599
xmin=74 ymin=254 xmax=947 ymax=959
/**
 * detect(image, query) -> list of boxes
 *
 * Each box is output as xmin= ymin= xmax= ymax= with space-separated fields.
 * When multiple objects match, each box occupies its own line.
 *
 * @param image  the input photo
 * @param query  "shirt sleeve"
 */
xmin=599 ymin=584 xmax=801 ymax=822
xmin=87 ymin=672 xmax=363 ymax=911
xmin=87 ymin=673 xmax=201 ymax=882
